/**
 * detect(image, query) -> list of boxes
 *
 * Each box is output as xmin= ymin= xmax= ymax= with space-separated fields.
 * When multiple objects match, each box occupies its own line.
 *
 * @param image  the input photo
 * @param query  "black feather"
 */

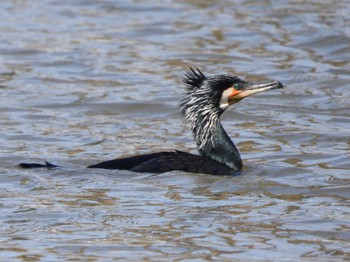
xmin=88 ymin=150 xmax=237 ymax=176
xmin=19 ymin=161 xmax=59 ymax=169
xmin=183 ymin=67 xmax=207 ymax=89
xmin=131 ymin=151 xmax=238 ymax=176
xmin=87 ymin=152 xmax=174 ymax=170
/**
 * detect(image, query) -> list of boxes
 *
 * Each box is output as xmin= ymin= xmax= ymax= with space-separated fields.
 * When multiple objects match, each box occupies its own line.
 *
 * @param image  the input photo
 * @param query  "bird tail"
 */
xmin=19 ymin=161 xmax=59 ymax=169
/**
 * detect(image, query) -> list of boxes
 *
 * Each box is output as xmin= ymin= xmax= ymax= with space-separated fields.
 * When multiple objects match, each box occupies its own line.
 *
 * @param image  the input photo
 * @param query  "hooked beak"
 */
xmin=229 ymin=80 xmax=283 ymax=104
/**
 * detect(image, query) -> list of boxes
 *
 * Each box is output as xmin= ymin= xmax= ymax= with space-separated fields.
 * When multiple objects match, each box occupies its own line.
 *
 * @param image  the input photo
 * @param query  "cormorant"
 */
xmin=20 ymin=68 xmax=283 ymax=175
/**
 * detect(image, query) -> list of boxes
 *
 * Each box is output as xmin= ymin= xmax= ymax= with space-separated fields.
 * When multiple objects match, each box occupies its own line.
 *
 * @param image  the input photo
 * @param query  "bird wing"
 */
xmin=87 ymin=152 xmax=174 ymax=170
xmin=130 ymin=150 xmax=237 ymax=176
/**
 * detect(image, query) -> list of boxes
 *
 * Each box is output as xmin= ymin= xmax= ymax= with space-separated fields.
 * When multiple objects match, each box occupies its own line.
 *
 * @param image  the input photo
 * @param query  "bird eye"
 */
xmin=234 ymin=83 xmax=243 ymax=90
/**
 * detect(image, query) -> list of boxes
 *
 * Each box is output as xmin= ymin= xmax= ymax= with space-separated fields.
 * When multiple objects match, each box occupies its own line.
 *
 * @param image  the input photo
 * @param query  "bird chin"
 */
xmin=219 ymin=102 xmax=230 ymax=110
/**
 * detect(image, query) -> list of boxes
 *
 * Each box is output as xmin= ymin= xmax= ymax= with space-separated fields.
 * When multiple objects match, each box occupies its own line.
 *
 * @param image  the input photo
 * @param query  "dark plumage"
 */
xmin=19 ymin=68 xmax=283 ymax=175
xmin=87 ymin=150 xmax=234 ymax=176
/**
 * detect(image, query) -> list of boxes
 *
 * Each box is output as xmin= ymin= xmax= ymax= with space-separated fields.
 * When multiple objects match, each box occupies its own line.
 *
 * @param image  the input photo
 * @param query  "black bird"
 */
xmin=20 ymin=68 xmax=283 ymax=175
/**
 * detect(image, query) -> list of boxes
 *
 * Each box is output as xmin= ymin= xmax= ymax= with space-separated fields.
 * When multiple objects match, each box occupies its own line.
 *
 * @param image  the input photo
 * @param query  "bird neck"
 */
xmin=187 ymin=109 xmax=242 ymax=171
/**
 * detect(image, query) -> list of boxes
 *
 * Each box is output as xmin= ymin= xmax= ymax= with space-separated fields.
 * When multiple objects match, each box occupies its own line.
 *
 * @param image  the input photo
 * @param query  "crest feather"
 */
xmin=183 ymin=67 xmax=207 ymax=89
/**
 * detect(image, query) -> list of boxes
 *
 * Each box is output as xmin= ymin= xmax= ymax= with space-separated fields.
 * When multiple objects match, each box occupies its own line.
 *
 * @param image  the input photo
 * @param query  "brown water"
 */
xmin=1 ymin=0 xmax=350 ymax=260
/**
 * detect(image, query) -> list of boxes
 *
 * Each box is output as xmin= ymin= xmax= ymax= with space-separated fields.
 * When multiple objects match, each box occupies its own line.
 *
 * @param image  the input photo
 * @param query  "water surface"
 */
xmin=1 ymin=0 xmax=349 ymax=260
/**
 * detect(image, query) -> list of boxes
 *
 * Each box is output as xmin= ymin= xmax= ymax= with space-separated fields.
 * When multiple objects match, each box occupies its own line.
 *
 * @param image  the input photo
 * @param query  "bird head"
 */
xmin=181 ymin=67 xmax=283 ymax=114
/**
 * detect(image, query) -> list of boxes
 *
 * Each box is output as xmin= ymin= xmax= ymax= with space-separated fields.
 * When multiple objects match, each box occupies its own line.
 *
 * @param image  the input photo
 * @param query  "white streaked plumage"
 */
xmin=180 ymin=78 xmax=218 ymax=148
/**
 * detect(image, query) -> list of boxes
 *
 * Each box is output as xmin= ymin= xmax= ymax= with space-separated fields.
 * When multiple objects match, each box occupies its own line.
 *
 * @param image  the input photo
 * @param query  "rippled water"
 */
xmin=1 ymin=0 xmax=349 ymax=260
